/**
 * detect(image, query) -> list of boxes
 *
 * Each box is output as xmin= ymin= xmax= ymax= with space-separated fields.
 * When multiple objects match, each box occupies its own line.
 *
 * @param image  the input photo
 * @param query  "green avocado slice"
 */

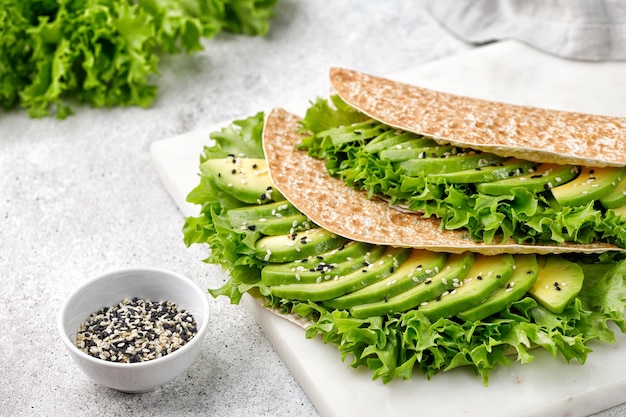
xmin=427 ymin=158 xmax=536 ymax=184
xmin=551 ymin=166 xmax=626 ymax=207
xmin=261 ymin=242 xmax=376 ymax=286
xmin=268 ymin=247 xmax=411 ymax=301
xmin=457 ymin=254 xmax=539 ymax=322
xmin=201 ymin=157 xmax=284 ymax=204
xmin=598 ymin=169 xmax=626 ymax=209
xmin=254 ymin=228 xmax=348 ymax=263
xmin=349 ymin=252 xmax=475 ymax=318
xmin=399 ymin=152 xmax=505 ymax=175
xmin=476 ymin=163 xmax=579 ymax=195
xmin=324 ymin=120 xmax=390 ymax=146
xmin=363 ymin=131 xmax=429 ymax=153
xmin=324 ymin=250 xmax=448 ymax=309
xmin=227 ymin=201 xmax=310 ymax=235
xmin=417 ymin=253 xmax=515 ymax=321
xmin=528 ymin=255 xmax=584 ymax=314
xmin=381 ymin=144 xmax=458 ymax=162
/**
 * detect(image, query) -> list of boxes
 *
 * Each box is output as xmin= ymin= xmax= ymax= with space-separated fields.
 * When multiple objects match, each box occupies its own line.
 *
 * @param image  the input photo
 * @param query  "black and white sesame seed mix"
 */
xmin=76 ymin=297 xmax=197 ymax=363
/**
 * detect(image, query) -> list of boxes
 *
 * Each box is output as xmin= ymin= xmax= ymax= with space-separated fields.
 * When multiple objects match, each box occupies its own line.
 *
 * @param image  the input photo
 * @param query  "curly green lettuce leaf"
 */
xmin=0 ymin=0 xmax=277 ymax=118
xmin=200 ymin=111 xmax=265 ymax=161
xmin=221 ymin=0 xmax=278 ymax=35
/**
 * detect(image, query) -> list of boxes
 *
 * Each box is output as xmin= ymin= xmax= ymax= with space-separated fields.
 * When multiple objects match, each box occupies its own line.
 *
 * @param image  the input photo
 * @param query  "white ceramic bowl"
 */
xmin=57 ymin=267 xmax=210 ymax=393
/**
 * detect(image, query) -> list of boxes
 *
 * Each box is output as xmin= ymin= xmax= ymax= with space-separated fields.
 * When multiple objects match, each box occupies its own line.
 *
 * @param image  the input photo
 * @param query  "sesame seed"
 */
xmin=76 ymin=298 xmax=197 ymax=363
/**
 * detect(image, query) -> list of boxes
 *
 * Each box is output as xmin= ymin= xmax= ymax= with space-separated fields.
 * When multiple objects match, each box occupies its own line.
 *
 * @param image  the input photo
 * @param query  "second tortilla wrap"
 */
xmin=329 ymin=67 xmax=626 ymax=168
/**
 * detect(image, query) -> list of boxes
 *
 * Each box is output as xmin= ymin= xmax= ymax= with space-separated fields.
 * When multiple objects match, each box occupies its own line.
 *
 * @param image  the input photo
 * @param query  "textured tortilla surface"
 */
xmin=263 ymin=108 xmax=618 ymax=255
xmin=330 ymin=67 xmax=626 ymax=168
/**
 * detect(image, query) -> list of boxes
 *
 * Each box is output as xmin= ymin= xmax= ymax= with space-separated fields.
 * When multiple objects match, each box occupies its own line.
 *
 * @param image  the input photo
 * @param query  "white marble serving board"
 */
xmin=150 ymin=40 xmax=626 ymax=417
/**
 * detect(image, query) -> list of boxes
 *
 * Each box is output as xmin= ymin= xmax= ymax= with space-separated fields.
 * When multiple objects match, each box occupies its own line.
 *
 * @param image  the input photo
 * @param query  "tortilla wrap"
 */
xmin=263 ymin=107 xmax=619 ymax=255
xmin=329 ymin=67 xmax=626 ymax=168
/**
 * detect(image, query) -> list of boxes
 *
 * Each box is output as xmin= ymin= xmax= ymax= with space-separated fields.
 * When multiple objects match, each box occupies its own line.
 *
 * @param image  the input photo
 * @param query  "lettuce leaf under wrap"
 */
xmin=183 ymin=112 xmax=626 ymax=385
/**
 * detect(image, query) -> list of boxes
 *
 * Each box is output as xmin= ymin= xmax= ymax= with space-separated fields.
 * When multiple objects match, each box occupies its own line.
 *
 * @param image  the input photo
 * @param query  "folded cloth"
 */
xmin=424 ymin=0 xmax=626 ymax=61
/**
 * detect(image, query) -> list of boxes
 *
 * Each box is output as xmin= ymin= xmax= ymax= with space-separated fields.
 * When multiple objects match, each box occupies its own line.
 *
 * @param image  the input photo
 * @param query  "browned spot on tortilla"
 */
xmin=330 ymin=67 xmax=626 ymax=168
xmin=263 ymin=108 xmax=619 ymax=255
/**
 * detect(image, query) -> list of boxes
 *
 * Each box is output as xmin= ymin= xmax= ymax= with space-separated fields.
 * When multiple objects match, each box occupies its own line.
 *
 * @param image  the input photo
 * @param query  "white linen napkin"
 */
xmin=424 ymin=0 xmax=626 ymax=61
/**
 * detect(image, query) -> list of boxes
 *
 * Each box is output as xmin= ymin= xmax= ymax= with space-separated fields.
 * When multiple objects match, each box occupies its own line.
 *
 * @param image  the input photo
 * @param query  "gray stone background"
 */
xmin=1 ymin=1 xmax=624 ymax=416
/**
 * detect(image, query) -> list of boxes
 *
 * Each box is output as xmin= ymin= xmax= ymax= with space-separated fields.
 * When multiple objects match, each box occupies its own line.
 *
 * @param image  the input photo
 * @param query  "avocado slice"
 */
xmin=268 ymin=247 xmax=411 ymax=301
xmin=417 ymin=254 xmax=515 ymax=321
xmin=261 ymin=241 xmax=376 ymax=286
xmin=380 ymin=143 xmax=456 ymax=162
xmin=527 ymin=255 xmax=584 ymax=314
xmin=363 ymin=131 xmax=431 ymax=153
xmin=201 ymin=157 xmax=284 ymax=204
xmin=349 ymin=252 xmax=476 ymax=318
xmin=427 ymin=158 xmax=535 ymax=184
xmin=457 ymin=254 xmax=539 ymax=322
xmin=323 ymin=120 xmax=390 ymax=146
xmin=475 ymin=163 xmax=579 ymax=196
xmin=254 ymin=228 xmax=349 ymax=263
xmin=324 ymin=250 xmax=448 ymax=309
xmin=551 ymin=166 xmax=626 ymax=207
xmin=227 ymin=201 xmax=310 ymax=235
xmin=599 ymin=170 xmax=626 ymax=209
xmin=398 ymin=152 xmax=505 ymax=175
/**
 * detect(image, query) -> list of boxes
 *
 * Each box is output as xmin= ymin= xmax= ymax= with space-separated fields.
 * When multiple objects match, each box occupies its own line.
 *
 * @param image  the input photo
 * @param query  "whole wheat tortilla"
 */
xmin=330 ymin=67 xmax=626 ymax=168
xmin=263 ymin=108 xmax=619 ymax=255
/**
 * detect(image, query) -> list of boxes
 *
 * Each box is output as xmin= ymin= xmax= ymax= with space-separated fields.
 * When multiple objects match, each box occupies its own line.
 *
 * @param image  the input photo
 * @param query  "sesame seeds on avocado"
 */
xmin=599 ymin=171 xmax=626 ymax=209
xmin=348 ymin=252 xmax=476 ymax=319
xmin=458 ymin=254 xmax=539 ymax=322
xmin=200 ymin=156 xmax=284 ymax=204
xmin=549 ymin=166 xmax=626 ymax=208
xmin=427 ymin=158 xmax=536 ymax=185
xmin=227 ymin=200 xmax=310 ymax=235
xmin=254 ymin=228 xmax=349 ymax=263
xmin=528 ymin=256 xmax=584 ymax=314
xmin=476 ymin=163 xmax=579 ymax=196
xmin=261 ymin=241 xmax=376 ymax=286
xmin=398 ymin=150 xmax=505 ymax=175
xmin=325 ymin=250 xmax=448 ymax=310
xmin=269 ymin=247 xmax=410 ymax=302
xmin=416 ymin=253 xmax=515 ymax=321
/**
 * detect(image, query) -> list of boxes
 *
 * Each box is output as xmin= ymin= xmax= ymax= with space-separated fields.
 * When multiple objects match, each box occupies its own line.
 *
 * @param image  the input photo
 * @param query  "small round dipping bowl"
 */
xmin=58 ymin=267 xmax=210 ymax=393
